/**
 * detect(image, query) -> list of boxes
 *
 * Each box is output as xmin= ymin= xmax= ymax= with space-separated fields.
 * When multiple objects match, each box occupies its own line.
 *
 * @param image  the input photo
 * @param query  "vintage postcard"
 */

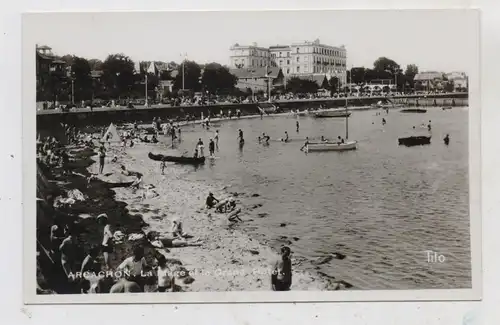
xmin=23 ymin=9 xmax=481 ymax=304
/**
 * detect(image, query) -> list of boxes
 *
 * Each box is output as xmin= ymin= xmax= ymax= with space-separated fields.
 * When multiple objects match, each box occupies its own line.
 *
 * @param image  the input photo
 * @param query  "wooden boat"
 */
xmin=400 ymin=108 xmax=427 ymax=113
xmin=148 ymin=152 xmax=205 ymax=165
xmin=398 ymin=136 xmax=431 ymax=147
xmin=306 ymin=140 xmax=358 ymax=152
xmin=307 ymin=72 xmax=357 ymax=152
xmin=314 ymin=109 xmax=351 ymax=118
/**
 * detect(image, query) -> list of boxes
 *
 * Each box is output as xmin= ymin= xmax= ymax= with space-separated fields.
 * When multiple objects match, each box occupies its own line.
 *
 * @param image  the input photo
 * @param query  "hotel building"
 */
xmin=229 ymin=39 xmax=347 ymax=84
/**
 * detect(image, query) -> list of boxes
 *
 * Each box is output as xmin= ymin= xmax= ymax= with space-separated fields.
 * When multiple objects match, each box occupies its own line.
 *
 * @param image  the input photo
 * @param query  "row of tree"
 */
xmin=37 ymin=53 xmax=239 ymax=102
xmin=37 ymin=52 xmax=434 ymax=102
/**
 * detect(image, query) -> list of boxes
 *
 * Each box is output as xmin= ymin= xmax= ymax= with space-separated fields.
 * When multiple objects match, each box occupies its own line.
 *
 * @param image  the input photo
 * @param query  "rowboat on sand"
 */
xmin=148 ymin=152 xmax=205 ymax=165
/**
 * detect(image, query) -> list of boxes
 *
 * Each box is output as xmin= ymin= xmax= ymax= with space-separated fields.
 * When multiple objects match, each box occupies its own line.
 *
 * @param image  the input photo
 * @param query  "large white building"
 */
xmin=229 ymin=39 xmax=347 ymax=84
xmin=229 ymin=43 xmax=272 ymax=69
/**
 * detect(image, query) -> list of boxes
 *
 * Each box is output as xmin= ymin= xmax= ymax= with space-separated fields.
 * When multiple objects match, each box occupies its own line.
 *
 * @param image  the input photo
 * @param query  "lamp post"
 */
xmin=180 ymin=53 xmax=187 ymax=90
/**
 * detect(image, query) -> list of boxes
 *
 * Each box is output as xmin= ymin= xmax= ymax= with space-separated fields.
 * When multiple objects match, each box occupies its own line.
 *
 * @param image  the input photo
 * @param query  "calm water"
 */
xmin=158 ymin=107 xmax=470 ymax=289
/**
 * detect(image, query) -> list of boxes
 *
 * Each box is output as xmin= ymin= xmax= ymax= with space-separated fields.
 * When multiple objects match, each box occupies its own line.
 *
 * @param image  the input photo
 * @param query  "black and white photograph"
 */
xmin=25 ymin=10 xmax=481 ymax=303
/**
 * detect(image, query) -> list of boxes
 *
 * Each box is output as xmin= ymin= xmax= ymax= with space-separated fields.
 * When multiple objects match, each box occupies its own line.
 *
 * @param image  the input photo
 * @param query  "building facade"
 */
xmin=230 ymin=67 xmax=284 ymax=93
xmin=229 ymin=43 xmax=272 ymax=69
xmin=230 ymin=39 xmax=347 ymax=84
xmin=269 ymin=45 xmax=292 ymax=75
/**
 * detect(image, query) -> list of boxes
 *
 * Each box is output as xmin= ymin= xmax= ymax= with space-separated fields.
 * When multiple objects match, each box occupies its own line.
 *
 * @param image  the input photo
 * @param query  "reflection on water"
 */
xmin=154 ymin=108 xmax=471 ymax=289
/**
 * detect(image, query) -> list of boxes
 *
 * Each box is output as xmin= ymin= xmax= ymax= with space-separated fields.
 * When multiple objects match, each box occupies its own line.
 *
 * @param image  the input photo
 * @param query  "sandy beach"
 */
xmin=90 ymin=139 xmax=333 ymax=291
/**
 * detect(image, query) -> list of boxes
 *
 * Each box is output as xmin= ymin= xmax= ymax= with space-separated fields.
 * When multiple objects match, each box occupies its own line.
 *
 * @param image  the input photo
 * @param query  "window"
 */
xmin=297 ymin=66 xmax=300 ymax=72
xmin=296 ymin=48 xmax=300 ymax=53
xmin=279 ymin=52 xmax=282 ymax=57
xmin=287 ymin=52 xmax=290 ymax=57
xmin=297 ymin=56 xmax=300 ymax=62
xmin=287 ymin=60 xmax=290 ymax=65
xmin=279 ymin=60 xmax=283 ymax=66
xmin=287 ymin=68 xmax=290 ymax=74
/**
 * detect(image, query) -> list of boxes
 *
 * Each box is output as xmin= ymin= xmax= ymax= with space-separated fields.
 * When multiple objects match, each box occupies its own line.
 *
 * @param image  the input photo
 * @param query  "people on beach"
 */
xmin=382 ymin=118 xmax=386 ymax=125
xmin=197 ymin=138 xmax=205 ymax=157
xmin=444 ymin=134 xmax=450 ymax=145
xmin=281 ymin=131 xmax=289 ymax=143
xmin=59 ymin=227 xmax=79 ymax=278
xmin=214 ymin=130 xmax=219 ymax=149
xmin=261 ymin=133 xmax=270 ymax=144
xmin=80 ymin=245 xmax=102 ymax=274
xmin=296 ymin=120 xmax=299 ymax=133
xmin=320 ymin=136 xmax=327 ymax=142
xmin=116 ymin=245 xmax=150 ymax=291
xmin=160 ymin=158 xmax=166 ymax=175
xmin=155 ymin=254 xmax=175 ymax=292
xmin=427 ymin=120 xmax=432 ymax=131
xmin=147 ymin=231 xmax=203 ymax=249
xmin=238 ymin=129 xmax=245 ymax=145
xmin=236 ymin=109 xmax=241 ymax=119
xmin=209 ymin=138 xmax=215 ymax=157
xmin=98 ymin=145 xmax=106 ymax=174
xmin=206 ymin=192 xmax=219 ymax=209
xmin=300 ymin=137 xmax=310 ymax=151
xmin=271 ymin=246 xmax=292 ymax=291
xmin=97 ymin=214 xmax=113 ymax=270
xmin=193 ymin=148 xmax=199 ymax=158
xmin=50 ymin=216 xmax=68 ymax=256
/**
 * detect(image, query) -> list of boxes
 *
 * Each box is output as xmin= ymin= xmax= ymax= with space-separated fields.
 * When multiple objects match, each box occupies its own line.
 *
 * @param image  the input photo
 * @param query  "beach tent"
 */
xmin=101 ymin=123 xmax=121 ymax=143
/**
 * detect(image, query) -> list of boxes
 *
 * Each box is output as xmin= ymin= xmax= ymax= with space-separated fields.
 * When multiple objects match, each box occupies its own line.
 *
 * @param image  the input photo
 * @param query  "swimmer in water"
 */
xmin=300 ymin=137 xmax=310 ymax=151
xmin=282 ymin=131 xmax=289 ymax=142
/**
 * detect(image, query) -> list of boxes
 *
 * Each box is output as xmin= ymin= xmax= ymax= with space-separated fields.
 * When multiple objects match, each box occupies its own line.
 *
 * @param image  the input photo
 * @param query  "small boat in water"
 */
xmin=398 ymin=136 xmax=431 ymax=147
xmin=306 ymin=140 xmax=358 ymax=152
xmin=314 ymin=109 xmax=351 ymax=118
xmin=400 ymin=108 xmax=427 ymax=113
xmin=148 ymin=152 xmax=205 ymax=165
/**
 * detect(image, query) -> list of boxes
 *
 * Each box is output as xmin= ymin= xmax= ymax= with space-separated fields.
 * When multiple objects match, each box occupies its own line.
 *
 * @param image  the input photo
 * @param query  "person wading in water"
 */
xmin=271 ymin=246 xmax=292 ymax=291
xmin=209 ymin=138 xmax=215 ymax=157
xmin=98 ymin=145 xmax=106 ymax=174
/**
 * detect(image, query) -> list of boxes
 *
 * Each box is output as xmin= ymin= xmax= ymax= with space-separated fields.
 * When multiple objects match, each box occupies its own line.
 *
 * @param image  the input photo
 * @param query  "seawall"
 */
xmin=37 ymin=93 xmax=468 ymax=129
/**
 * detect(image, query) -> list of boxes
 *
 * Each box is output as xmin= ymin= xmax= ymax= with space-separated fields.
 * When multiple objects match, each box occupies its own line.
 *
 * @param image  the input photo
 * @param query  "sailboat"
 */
xmin=306 ymin=74 xmax=358 ymax=152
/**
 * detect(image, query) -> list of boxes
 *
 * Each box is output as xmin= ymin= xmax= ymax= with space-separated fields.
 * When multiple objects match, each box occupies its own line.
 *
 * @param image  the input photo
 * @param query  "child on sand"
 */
xmin=160 ymin=159 xmax=166 ymax=175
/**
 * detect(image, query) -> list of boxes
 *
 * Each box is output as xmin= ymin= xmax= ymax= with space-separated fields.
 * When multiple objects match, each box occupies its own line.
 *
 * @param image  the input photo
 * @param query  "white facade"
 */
xmin=289 ymin=39 xmax=347 ymax=84
xmin=229 ymin=43 xmax=271 ymax=69
xmin=230 ymin=39 xmax=347 ymax=84
xmin=269 ymin=45 xmax=292 ymax=75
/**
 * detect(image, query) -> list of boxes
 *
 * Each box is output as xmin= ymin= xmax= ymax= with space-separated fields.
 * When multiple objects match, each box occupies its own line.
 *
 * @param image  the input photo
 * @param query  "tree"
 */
xmin=201 ymin=63 xmax=237 ymax=95
xmin=71 ymin=56 xmax=92 ymax=102
xmin=350 ymin=67 xmax=366 ymax=85
xmin=286 ymin=77 xmax=319 ymax=94
xmin=328 ymin=77 xmax=340 ymax=95
xmin=101 ymin=53 xmax=136 ymax=99
xmin=444 ymin=80 xmax=455 ymax=93
xmin=404 ymin=64 xmax=419 ymax=89
xmin=173 ymin=60 xmax=202 ymax=92
xmin=88 ymin=59 xmax=103 ymax=71
xmin=373 ymin=57 xmax=400 ymax=74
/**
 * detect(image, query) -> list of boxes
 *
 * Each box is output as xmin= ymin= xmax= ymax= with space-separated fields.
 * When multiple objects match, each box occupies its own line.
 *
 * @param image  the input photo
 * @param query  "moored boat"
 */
xmin=398 ymin=136 xmax=431 ymax=147
xmin=148 ymin=152 xmax=205 ymax=165
xmin=400 ymin=108 xmax=427 ymax=113
xmin=314 ymin=109 xmax=351 ymax=118
xmin=306 ymin=140 xmax=357 ymax=152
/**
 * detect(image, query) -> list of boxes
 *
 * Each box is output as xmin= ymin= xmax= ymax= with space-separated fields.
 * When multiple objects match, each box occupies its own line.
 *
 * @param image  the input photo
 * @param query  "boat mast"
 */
xmin=345 ymin=67 xmax=350 ymax=140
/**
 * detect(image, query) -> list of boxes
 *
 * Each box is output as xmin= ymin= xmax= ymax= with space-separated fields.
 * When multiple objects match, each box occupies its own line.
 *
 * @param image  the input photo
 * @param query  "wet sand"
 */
xmin=91 ymin=142 xmax=334 ymax=291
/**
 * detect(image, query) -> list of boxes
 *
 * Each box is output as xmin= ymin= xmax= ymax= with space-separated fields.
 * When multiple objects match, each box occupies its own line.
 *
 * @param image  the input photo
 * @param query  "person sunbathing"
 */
xmin=146 ymin=231 xmax=203 ymax=248
xmin=206 ymin=192 xmax=219 ymax=209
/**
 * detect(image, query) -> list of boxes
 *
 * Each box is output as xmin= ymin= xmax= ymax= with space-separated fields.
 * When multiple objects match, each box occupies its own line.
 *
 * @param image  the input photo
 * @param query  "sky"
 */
xmin=25 ymin=10 xmax=478 ymax=74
